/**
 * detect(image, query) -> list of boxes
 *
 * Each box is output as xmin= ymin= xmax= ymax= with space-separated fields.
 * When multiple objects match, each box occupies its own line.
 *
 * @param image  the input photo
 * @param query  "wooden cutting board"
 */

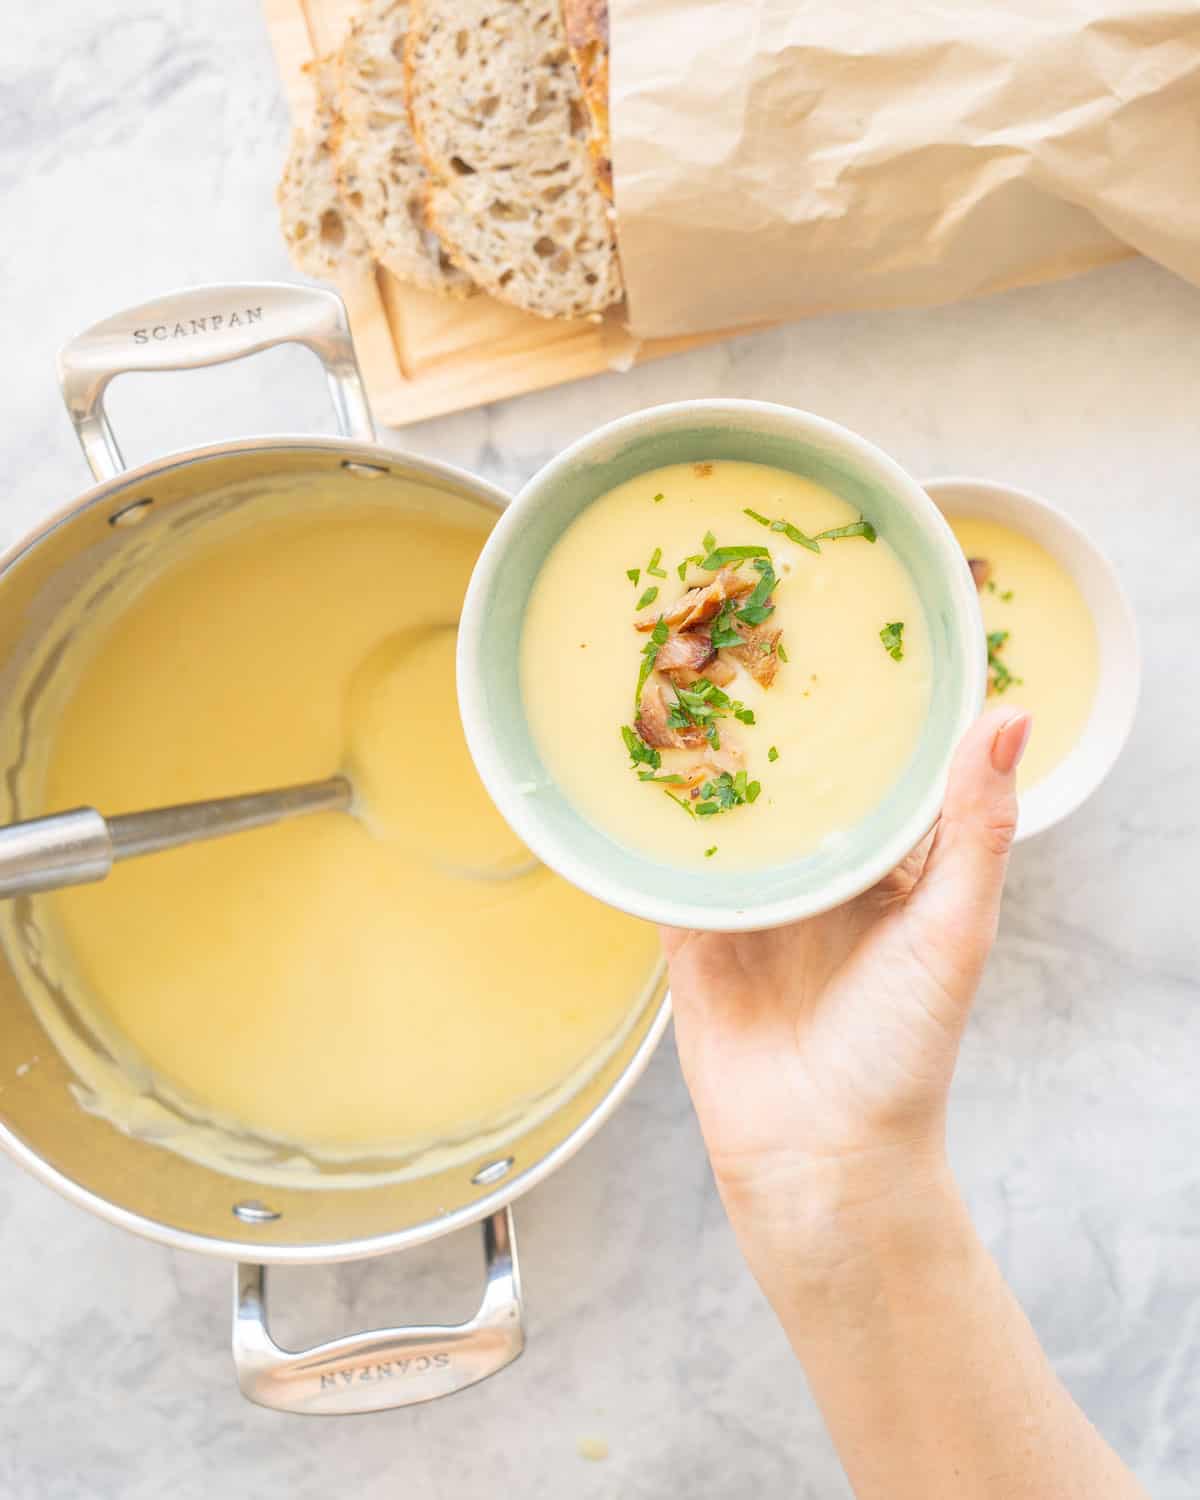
xmin=262 ymin=0 xmax=741 ymax=427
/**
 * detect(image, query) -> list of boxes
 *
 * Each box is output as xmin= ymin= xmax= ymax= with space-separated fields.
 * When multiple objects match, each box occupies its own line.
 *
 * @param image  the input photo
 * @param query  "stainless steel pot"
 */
xmin=0 ymin=282 xmax=670 ymax=1415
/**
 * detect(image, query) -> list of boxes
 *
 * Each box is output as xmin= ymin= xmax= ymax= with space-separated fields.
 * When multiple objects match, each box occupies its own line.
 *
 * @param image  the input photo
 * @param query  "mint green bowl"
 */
xmin=458 ymin=401 xmax=986 ymax=932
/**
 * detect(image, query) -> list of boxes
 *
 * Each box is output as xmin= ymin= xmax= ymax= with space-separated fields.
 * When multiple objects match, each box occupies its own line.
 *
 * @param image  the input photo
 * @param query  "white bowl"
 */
xmin=457 ymin=400 xmax=986 ymax=932
xmin=922 ymin=477 xmax=1140 ymax=842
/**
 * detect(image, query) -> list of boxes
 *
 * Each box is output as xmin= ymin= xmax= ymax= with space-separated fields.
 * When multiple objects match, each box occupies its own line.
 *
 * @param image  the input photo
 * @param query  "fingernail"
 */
xmin=991 ymin=713 xmax=1033 ymax=775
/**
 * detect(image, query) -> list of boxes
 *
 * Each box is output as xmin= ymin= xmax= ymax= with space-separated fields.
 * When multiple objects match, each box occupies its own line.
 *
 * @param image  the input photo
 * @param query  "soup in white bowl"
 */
xmin=522 ymin=460 xmax=932 ymax=869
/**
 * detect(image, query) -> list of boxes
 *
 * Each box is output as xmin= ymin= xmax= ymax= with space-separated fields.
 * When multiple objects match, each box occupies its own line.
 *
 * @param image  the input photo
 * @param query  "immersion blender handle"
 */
xmin=57 ymin=281 xmax=375 ymax=481
xmin=0 ymin=777 xmax=352 ymax=900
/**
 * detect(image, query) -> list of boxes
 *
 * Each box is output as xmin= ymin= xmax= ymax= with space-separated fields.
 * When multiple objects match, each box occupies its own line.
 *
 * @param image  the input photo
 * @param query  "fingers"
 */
xmin=907 ymin=707 xmax=1031 ymax=997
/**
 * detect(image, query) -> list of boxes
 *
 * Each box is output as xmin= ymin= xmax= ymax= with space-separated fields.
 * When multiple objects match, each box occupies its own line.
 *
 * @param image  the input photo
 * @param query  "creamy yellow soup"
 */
xmin=521 ymin=461 xmax=932 ymax=870
xmin=35 ymin=501 xmax=661 ymax=1167
xmin=949 ymin=515 xmax=1099 ymax=792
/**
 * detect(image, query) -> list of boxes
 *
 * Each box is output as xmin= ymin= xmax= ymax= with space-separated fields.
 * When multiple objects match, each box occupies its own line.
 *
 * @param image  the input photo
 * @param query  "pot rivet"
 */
xmin=471 ymin=1157 xmax=514 ymax=1186
xmin=341 ymin=461 xmax=388 ymax=479
xmin=109 ymin=498 xmax=155 ymax=528
xmin=233 ymin=1199 xmax=281 ymax=1223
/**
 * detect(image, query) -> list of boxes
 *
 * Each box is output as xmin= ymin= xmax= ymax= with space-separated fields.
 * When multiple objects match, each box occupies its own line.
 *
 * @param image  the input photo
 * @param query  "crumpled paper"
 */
xmin=611 ymin=0 xmax=1200 ymax=339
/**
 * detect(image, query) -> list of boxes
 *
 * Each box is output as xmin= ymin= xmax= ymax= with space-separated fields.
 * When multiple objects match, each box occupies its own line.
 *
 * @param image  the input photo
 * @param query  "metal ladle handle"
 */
xmin=0 ymin=777 xmax=352 ymax=899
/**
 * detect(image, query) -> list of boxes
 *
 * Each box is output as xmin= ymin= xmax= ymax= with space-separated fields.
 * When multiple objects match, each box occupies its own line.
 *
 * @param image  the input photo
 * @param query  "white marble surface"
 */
xmin=4 ymin=4 xmax=1200 ymax=1496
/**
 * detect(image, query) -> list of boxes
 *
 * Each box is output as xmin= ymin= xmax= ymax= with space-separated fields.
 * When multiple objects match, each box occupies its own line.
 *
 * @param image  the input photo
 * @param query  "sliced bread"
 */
xmin=277 ymin=59 xmax=370 ymax=279
xmin=406 ymin=0 xmax=623 ymax=320
xmin=334 ymin=0 xmax=474 ymax=297
xmin=562 ymin=0 xmax=612 ymax=202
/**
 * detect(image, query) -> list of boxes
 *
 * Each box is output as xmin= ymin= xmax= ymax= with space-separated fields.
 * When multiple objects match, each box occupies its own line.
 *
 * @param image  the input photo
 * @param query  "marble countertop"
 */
xmin=4 ymin=3 xmax=1200 ymax=1496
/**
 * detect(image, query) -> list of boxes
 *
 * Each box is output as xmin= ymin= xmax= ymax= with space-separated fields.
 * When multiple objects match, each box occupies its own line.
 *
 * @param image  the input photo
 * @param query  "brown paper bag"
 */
xmin=612 ymin=0 xmax=1200 ymax=339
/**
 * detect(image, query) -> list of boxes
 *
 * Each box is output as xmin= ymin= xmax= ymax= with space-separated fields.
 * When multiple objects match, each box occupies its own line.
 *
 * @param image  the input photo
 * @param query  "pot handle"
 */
xmin=57 ymin=281 xmax=375 ymax=482
xmin=232 ymin=1206 xmax=524 ymax=1415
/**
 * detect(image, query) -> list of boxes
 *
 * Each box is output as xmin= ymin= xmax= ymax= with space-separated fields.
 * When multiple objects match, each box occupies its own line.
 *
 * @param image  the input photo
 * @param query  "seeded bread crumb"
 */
xmin=406 ymin=0 xmax=623 ymax=320
xmin=277 ymin=59 xmax=370 ymax=278
xmin=334 ymin=0 xmax=474 ymax=297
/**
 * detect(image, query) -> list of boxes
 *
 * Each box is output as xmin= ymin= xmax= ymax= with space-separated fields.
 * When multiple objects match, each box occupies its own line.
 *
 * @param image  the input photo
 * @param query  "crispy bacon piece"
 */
xmin=968 ymin=557 xmax=991 ymax=591
xmin=635 ymin=683 xmax=709 ymax=751
xmin=654 ymin=629 xmax=740 ymax=688
xmin=727 ymin=620 xmax=783 ymax=688
xmin=668 ymin=653 xmax=737 ymax=689
xmin=634 ymin=567 xmax=754 ymax=632
xmin=655 ymin=627 xmax=715 ymax=677
xmin=701 ymin=655 xmax=737 ymax=688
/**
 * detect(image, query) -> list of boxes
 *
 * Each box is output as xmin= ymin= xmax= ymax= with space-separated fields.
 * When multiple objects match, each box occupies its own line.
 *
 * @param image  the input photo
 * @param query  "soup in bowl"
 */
xmin=458 ymin=401 xmax=986 ymax=932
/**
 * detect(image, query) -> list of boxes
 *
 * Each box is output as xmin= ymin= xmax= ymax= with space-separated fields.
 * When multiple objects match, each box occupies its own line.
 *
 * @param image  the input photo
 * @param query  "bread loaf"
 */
xmin=406 ymin=0 xmax=623 ymax=320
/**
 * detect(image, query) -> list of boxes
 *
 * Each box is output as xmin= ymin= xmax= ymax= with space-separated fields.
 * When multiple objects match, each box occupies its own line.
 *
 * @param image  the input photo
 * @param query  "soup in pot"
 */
xmin=32 ymin=496 xmax=661 ymax=1169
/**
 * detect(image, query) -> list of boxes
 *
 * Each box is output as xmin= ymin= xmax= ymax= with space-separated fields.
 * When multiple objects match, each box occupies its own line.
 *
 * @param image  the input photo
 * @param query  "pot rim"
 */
xmin=0 ymin=993 xmax=673 ymax=1264
xmin=0 ymin=433 xmax=515 ymax=581
xmin=0 ymin=432 xmax=673 ymax=1263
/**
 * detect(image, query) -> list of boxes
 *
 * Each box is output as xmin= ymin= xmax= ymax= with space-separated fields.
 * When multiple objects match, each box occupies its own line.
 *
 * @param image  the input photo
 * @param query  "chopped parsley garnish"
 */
xmin=743 ymin=508 xmax=820 ymax=553
xmin=702 ymin=530 xmax=717 ymax=555
xmin=637 ymin=771 xmax=685 ymax=784
xmin=694 ymin=769 xmax=762 ymax=817
xmin=736 ymin=556 xmax=776 ymax=625
xmin=626 ymin=568 xmax=640 ymax=586
xmin=665 ymin=790 xmax=696 ymax=818
xmin=813 ymin=519 xmax=877 ymax=543
xmin=983 ymin=570 xmax=1013 ymax=601
xmin=987 ymin=630 xmax=1022 ymax=695
xmin=768 ymin=746 xmax=779 ymax=762
xmin=735 ymin=603 xmax=774 ymax=627
xmin=664 ymin=677 xmax=759 ymax=748
xmin=653 ymin=492 xmax=665 ymax=503
xmin=745 ymin=508 xmax=876 ymax=552
xmin=777 ymin=642 xmax=789 ymax=663
xmin=636 ymin=585 xmax=659 ymax=610
xmin=646 ymin=546 xmax=667 ymax=579
xmin=667 ymin=678 xmax=732 ymax=729
xmin=701 ymin=544 xmax=770 ymax=571
xmin=880 ymin=622 xmax=905 ymax=661
xmin=621 ymin=723 xmax=661 ymax=770
xmin=704 ymin=846 xmax=717 ymax=858
xmin=710 ymin=602 xmax=743 ymax=650
xmin=634 ymin=617 xmax=669 ymax=714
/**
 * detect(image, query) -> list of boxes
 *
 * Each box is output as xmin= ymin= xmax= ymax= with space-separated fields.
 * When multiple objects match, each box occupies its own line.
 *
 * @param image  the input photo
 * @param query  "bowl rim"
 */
xmin=459 ymin=400 xmax=987 ymax=931
xmin=921 ymin=474 xmax=1140 ymax=842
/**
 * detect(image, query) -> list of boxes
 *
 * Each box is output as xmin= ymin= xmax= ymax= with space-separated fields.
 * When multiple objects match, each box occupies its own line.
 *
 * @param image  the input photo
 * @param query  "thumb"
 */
xmin=906 ymin=706 xmax=1031 ymax=1002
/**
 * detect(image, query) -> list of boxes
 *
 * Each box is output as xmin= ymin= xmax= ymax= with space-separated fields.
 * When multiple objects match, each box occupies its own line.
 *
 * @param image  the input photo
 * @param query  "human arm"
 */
xmin=666 ymin=709 xmax=1148 ymax=1500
